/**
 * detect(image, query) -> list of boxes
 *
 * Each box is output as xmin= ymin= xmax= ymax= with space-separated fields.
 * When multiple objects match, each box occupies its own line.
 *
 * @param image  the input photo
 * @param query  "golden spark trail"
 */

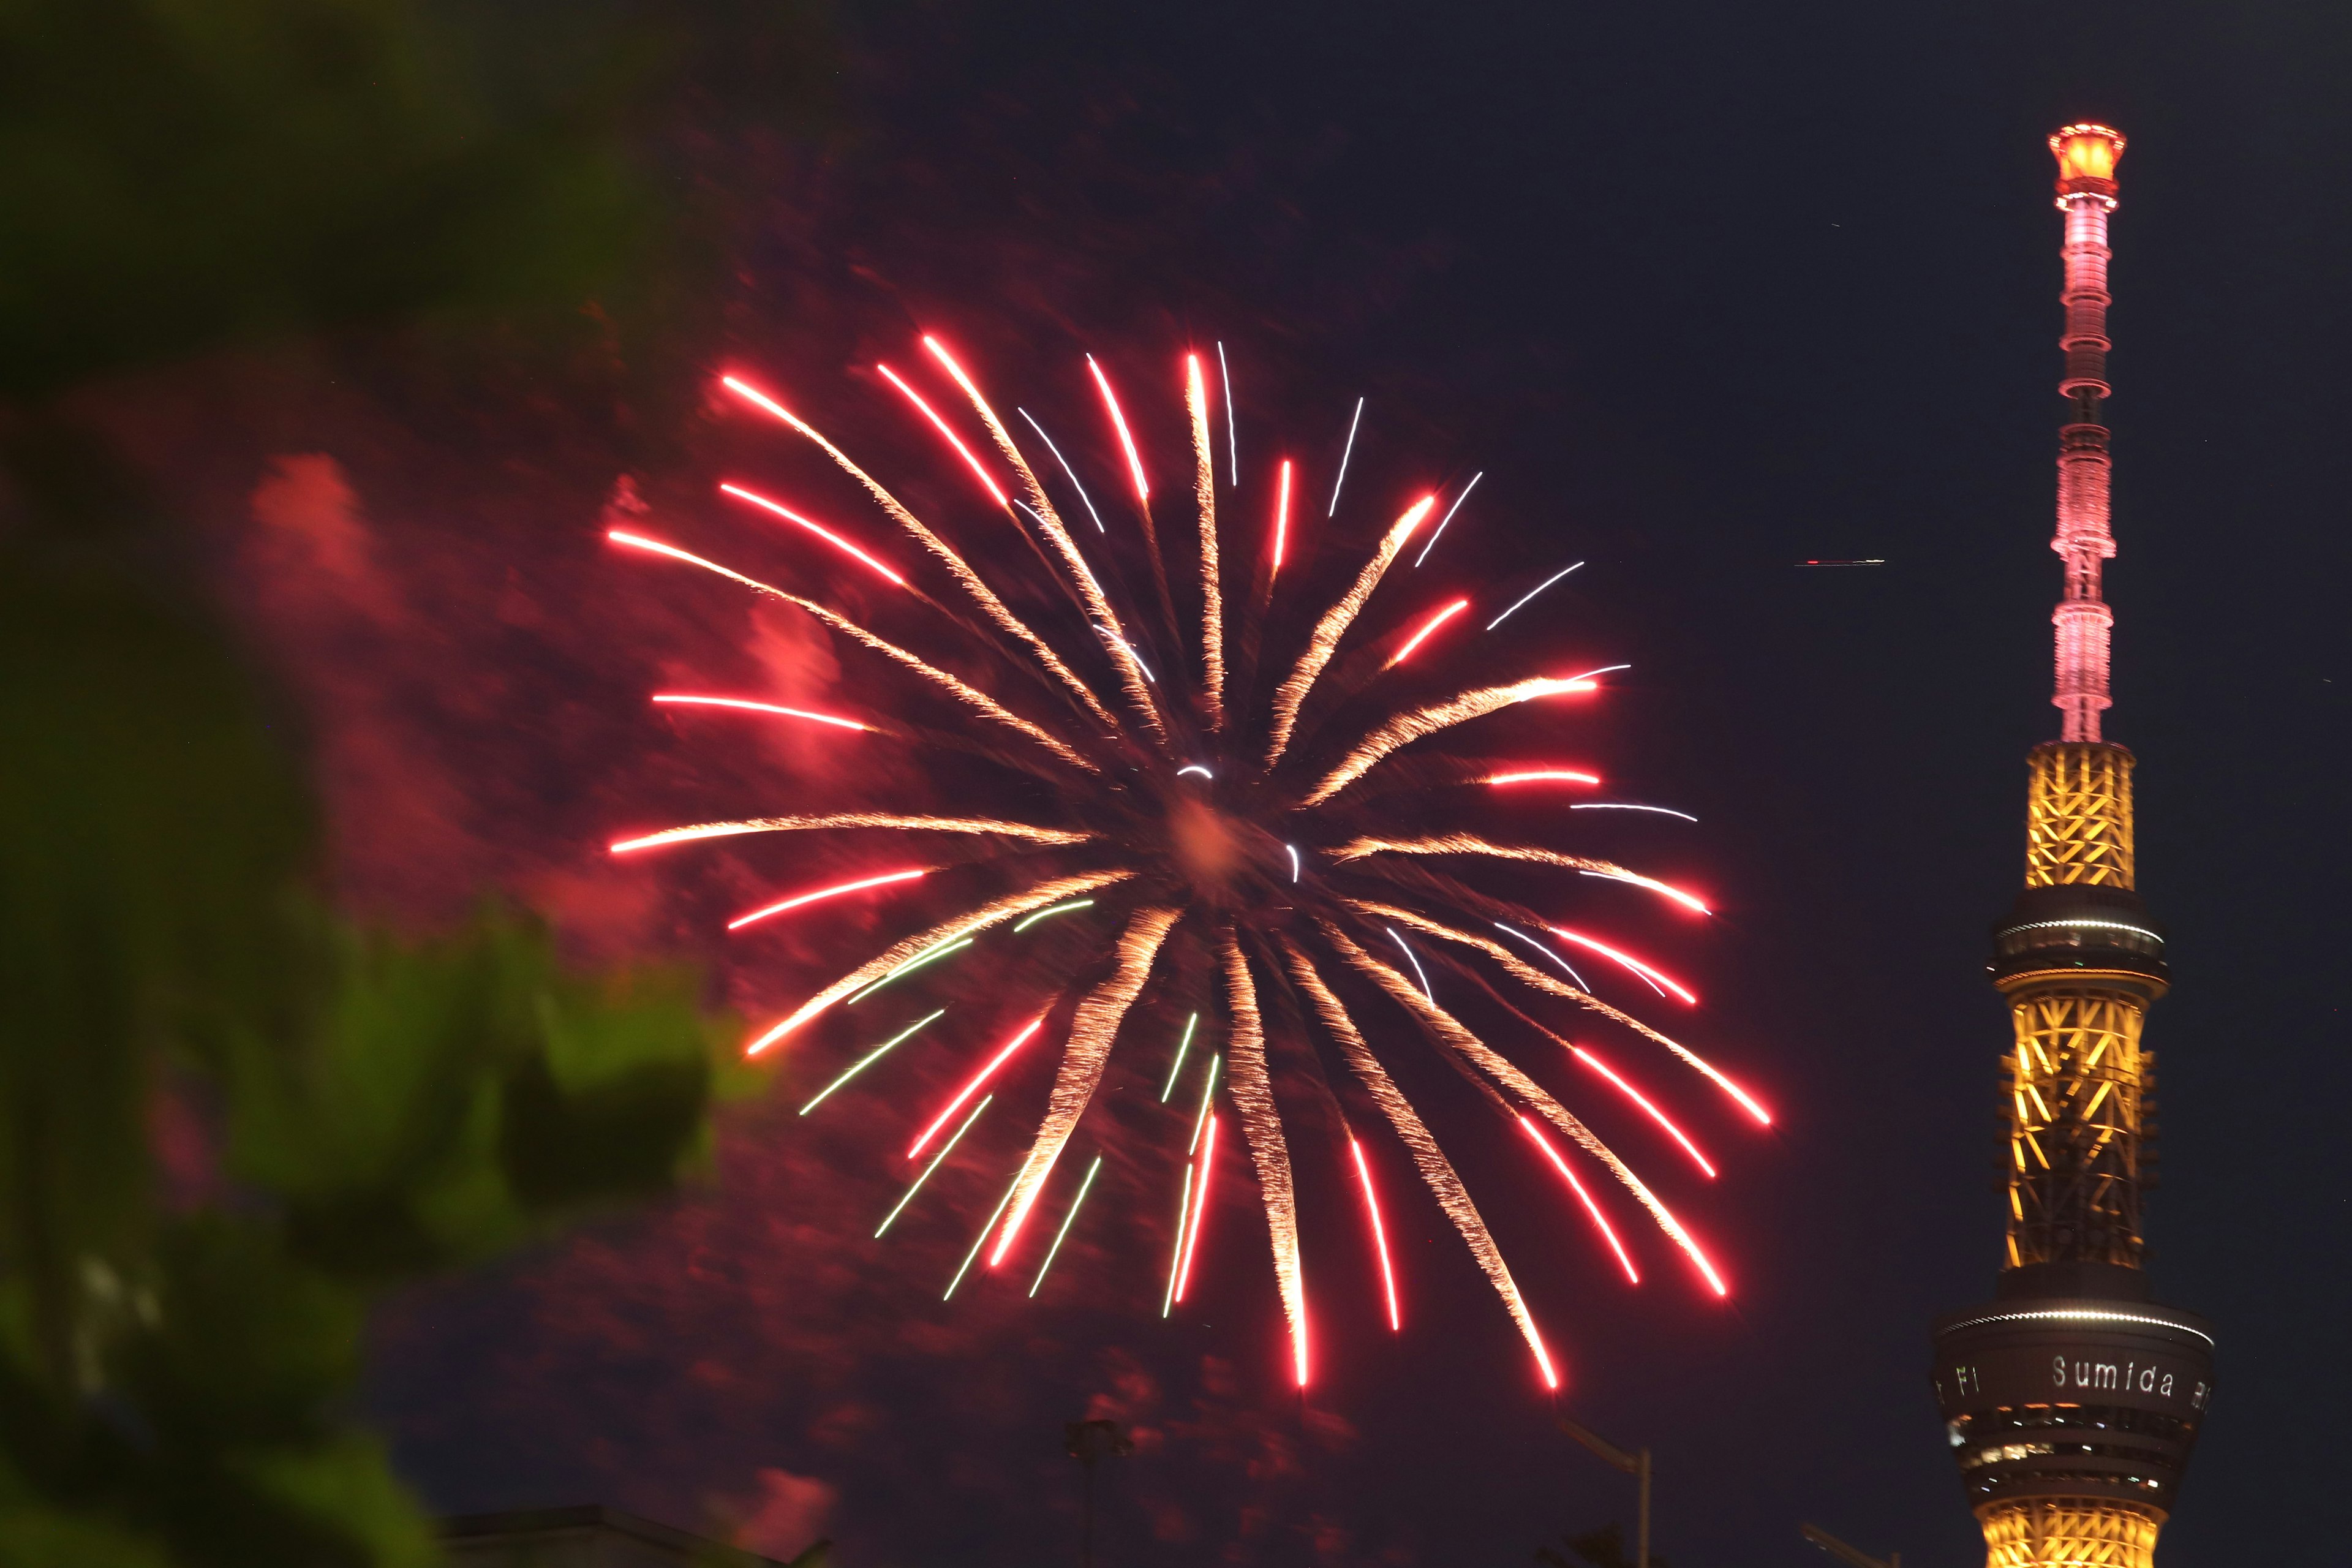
xmin=926 ymin=336 xmax=1166 ymax=740
xmin=1321 ymin=924 xmax=1728 ymax=1297
xmin=1344 ymin=900 xmax=1770 ymax=1125
xmin=1221 ymin=933 xmax=1307 ymax=1387
xmin=729 ymin=867 xmax=929 ymax=930
xmin=609 ymin=813 xmax=1093 ymax=855
xmin=1300 ymin=678 xmax=1596 ymax=806
xmin=608 ymin=531 xmax=1099 ymax=773
xmin=1279 ymin=938 xmax=1558 ymax=1387
xmin=1263 ymin=495 xmax=1436 ymax=768
xmin=745 ymin=870 xmax=1136 ymax=1055
xmin=1326 ymin=834 xmax=1621 ymax=874
xmin=718 ymin=376 xmax=1119 ymax=734
xmin=1188 ymin=353 xmax=1226 ymax=728
xmin=990 ymin=905 xmax=1184 ymax=1265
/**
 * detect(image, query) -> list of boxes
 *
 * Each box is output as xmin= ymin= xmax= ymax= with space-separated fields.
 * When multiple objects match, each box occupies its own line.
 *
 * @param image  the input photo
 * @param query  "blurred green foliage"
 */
xmin=0 ymin=1 xmax=811 ymax=1562
xmin=0 ymin=0 xmax=647 ymax=399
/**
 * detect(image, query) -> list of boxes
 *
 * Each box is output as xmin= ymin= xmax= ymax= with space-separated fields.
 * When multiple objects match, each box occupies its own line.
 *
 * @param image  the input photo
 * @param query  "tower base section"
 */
xmin=1978 ymin=1498 xmax=2162 ymax=1568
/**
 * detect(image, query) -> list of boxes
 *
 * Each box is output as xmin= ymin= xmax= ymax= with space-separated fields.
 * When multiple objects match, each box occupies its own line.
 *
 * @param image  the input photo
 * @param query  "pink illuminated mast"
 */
xmin=2047 ymin=124 xmax=2127 ymax=741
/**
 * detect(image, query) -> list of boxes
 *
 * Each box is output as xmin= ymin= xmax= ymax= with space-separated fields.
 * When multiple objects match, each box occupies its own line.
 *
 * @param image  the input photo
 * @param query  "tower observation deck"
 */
xmin=1928 ymin=126 xmax=2215 ymax=1568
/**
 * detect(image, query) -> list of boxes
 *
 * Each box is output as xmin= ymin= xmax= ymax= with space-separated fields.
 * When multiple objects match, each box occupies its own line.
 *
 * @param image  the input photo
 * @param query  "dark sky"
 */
xmin=157 ymin=1 xmax=2352 ymax=1563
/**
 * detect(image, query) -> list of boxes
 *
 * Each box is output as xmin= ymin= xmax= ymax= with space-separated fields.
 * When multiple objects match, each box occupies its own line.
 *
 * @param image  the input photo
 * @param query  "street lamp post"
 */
xmin=1557 ymin=1414 xmax=1651 ymax=1568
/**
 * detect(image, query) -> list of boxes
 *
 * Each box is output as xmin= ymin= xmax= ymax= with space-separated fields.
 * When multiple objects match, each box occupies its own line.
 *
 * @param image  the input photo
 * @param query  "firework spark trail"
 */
xmin=1159 ymin=1164 xmax=1194 ymax=1317
xmin=1485 ymin=769 xmax=1602 ymax=786
xmin=1029 ymin=1154 xmax=1105 ymax=1297
xmin=1547 ymin=926 xmax=1697 ymax=1005
xmin=1572 ymin=804 xmax=1698 ymax=822
xmin=1221 ymin=933 xmax=1309 ymax=1387
xmin=1580 ymin=869 xmax=1711 ymax=916
xmin=1492 ymin=921 xmax=1593 ymax=990
xmin=1327 ymin=397 xmax=1364 ymax=517
xmin=926 ymin=341 xmax=1166 ymax=747
xmin=847 ymin=937 xmax=973 ymax=1004
xmin=878 ymin=362 xmax=1009 ymax=508
xmin=1414 ymin=471 xmax=1483 ymax=568
xmin=1160 ymin=1012 xmax=1199 ymax=1102
xmin=729 ymin=867 xmax=930 ymax=932
xmin=1574 ymin=1046 xmax=1716 ymax=1178
xmin=992 ymin=906 xmax=1185 ymax=1265
xmin=946 ymin=1169 xmax=1025 ymax=1300
xmin=1301 ymin=679 xmax=1594 ymax=807
xmin=608 ymin=532 xmax=1101 ymax=773
xmin=1349 ymin=1139 xmax=1402 ymax=1330
xmin=1280 ymin=939 xmax=1556 ymax=1386
xmin=1174 ymin=1114 xmax=1219 ymax=1304
xmin=609 ymin=813 xmax=1091 ymax=855
xmin=1348 ymin=900 xmax=1770 ymax=1125
xmin=1188 ymin=1053 xmax=1220 ymax=1155
xmin=652 ymin=694 xmax=873 ymax=732
xmin=745 ymin=870 xmax=1136 ymax=1054
xmin=1263 ymin=494 xmax=1438 ymax=768
xmin=926 ymin=338 xmax=1166 ymax=739
xmin=802 ymin=1009 xmax=946 ymax=1115
xmin=721 ymin=377 xmax=1120 ymax=734
xmin=1271 ymin=459 xmax=1294 ymax=576
xmin=1088 ymin=354 xmax=1150 ymax=503
xmin=876 ymin=1093 xmax=990 ymax=1235
xmin=719 ymin=484 xmax=906 ymax=584
xmin=1325 ymin=924 xmax=1730 ymax=1296
xmin=1330 ymin=834 xmax=1632 ymax=883
xmin=1216 ymin=342 xmax=1238 ymax=484
xmin=1388 ymin=598 xmax=1471 ymax=667
xmin=1017 ymin=410 xmax=1106 ymax=533
xmin=911 ymin=1016 xmax=1045 ymax=1158
xmin=1014 ymin=899 xmax=1096 ymax=932
xmin=1187 ymin=354 xmax=1227 ymax=727
xmin=1386 ymin=927 xmax=1435 ymax=1004
xmin=1517 ymin=1115 xmax=1639 ymax=1284
xmin=1485 ymin=562 xmax=1585 ymax=630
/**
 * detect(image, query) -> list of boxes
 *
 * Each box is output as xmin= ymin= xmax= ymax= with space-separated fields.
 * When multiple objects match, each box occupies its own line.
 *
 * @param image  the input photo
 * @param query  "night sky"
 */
xmin=130 ymin=1 xmax=2352 ymax=1562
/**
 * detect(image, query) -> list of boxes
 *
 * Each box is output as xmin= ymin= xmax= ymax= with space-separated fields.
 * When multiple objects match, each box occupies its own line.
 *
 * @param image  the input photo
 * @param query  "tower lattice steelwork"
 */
xmin=1928 ymin=126 xmax=2215 ymax=1568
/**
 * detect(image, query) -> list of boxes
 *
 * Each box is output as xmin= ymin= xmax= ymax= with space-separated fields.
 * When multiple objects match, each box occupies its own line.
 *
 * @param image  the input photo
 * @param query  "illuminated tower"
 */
xmin=1928 ymin=126 xmax=2215 ymax=1568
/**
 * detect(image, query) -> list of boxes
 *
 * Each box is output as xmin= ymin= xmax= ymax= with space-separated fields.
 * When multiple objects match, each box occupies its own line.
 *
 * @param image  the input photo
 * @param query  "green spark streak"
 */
xmin=1013 ymin=899 xmax=1096 ymax=933
xmin=1027 ymin=1155 xmax=1105 ymax=1297
xmin=875 ymin=1094 xmax=991 ymax=1237
xmin=848 ymin=937 xmax=974 ymax=1005
xmin=1188 ymin=1053 xmax=1221 ymax=1155
xmin=801 ymin=1009 xmax=946 ymax=1115
xmin=944 ymin=1166 xmax=1025 ymax=1300
xmin=1159 ymin=1012 xmax=1200 ymax=1102
xmin=1159 ymin=1164 xmax=1194 ymax=1318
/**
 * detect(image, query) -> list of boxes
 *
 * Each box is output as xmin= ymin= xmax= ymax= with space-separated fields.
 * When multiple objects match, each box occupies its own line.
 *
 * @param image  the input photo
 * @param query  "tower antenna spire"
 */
xmin=1929 ymin=124 xmax=2215 ymax=1568
xmin=2049 ymin=123 xmax=2125 ymax=742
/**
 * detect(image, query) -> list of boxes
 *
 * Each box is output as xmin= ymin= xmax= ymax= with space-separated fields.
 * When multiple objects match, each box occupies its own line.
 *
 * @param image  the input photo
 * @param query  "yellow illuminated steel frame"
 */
xmin=1979 ymin=1499 xmax=2162 ymax=1568
xmin=2002 ymin=987 xmax=2149 ymax=1269
xmin=2025 ymin=742 xmax=2135 ymax=888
